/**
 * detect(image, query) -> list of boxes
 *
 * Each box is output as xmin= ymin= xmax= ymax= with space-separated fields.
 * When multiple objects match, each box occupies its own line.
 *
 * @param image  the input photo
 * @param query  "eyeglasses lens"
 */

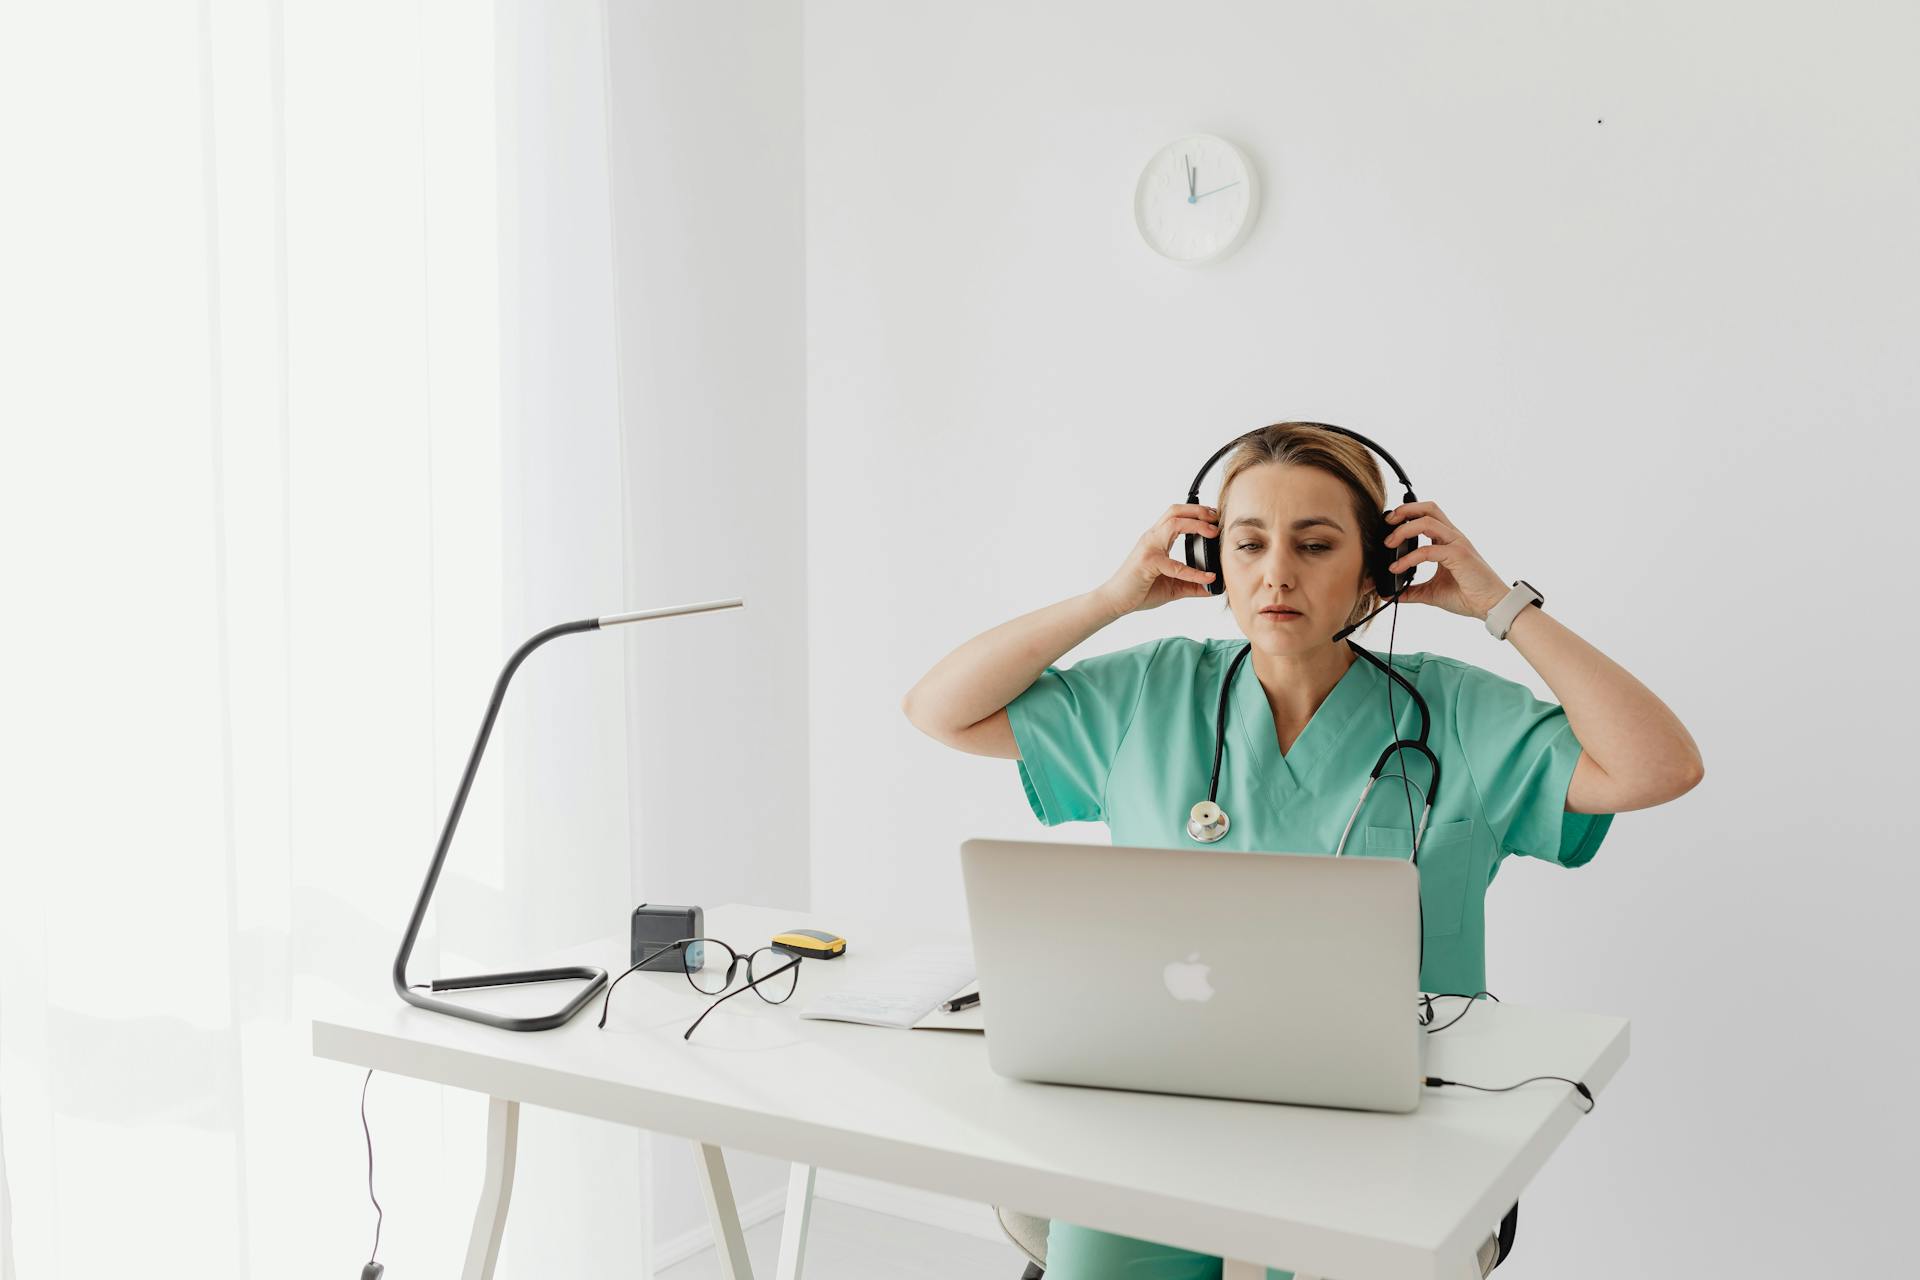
xmin=748 ymin=947 xmax=799 ymax=1003
xmin=683 ymin=940 xmax=733 ymax=994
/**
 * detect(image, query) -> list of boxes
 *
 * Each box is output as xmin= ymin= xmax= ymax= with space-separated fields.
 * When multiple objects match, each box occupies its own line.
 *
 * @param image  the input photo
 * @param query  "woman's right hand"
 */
xmin=1095 ymin=503 xmax=1221 ymax=618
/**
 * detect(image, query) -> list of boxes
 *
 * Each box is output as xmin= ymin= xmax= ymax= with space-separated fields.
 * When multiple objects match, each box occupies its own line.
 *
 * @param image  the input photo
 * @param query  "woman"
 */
xmin=901 ymin=422 xmax=1703 ymax=1280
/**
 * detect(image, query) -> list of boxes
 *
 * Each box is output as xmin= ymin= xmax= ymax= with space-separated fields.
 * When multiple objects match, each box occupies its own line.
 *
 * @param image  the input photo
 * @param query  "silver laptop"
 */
xmin=959 ymin=837 xmax=1427 ymax=1113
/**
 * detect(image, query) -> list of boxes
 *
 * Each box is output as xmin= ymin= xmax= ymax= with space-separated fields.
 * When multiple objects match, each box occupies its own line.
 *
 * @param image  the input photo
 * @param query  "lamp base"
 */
xmin=399 ymin=965 xmax=609 ymax=1032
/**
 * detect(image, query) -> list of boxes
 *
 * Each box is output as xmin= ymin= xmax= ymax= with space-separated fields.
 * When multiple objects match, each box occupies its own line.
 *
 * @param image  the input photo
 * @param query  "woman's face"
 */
xmin=1218 ymin=463 xmax=1370 ymax=657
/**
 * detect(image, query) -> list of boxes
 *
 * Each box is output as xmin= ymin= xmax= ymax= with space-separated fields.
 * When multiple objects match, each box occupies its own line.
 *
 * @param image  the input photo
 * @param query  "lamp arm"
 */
xmin=391 ymin=617 xmax=605 ymax=1030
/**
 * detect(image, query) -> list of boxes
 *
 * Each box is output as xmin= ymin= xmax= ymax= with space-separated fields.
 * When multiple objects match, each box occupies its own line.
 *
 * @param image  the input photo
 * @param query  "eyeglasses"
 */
xmin=596 ymin=936 xmax=803 ymax=1040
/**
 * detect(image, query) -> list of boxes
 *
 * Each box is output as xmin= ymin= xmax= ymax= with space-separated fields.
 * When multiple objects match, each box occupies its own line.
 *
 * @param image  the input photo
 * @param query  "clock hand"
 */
xmin=1187 ymin=156 xmax=1196 ymax=201
xmin=1194 ymin=180 xmax=1241 ymax=200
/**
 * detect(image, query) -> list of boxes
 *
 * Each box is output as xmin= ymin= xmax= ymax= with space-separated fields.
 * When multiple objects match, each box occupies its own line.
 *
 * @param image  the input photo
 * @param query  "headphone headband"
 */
xmin=1185 ymin=422 xmax=1417 ymax=507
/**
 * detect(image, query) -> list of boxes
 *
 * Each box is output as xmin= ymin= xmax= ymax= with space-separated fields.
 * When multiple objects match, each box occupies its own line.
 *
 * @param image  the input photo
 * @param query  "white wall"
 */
xmin=806 ymin=2 xmax=1916 ymax=1276
xmin=602 ymin=0 xmax=810 ymax=1255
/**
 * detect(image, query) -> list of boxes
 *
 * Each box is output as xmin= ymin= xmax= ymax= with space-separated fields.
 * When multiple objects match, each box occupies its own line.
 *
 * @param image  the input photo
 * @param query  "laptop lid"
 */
xmin=960 ymin=837 xmax=1426 ymax=1113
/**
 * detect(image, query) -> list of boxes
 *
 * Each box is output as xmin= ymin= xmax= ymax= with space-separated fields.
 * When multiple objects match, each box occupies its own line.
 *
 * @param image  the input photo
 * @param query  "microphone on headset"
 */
xmin=1333 ymin=596 xmax=1401 ymax=642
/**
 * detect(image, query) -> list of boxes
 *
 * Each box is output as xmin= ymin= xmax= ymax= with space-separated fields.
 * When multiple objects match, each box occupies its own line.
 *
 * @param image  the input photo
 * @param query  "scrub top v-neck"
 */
xmin=1004 ymin=636 xmax=1614 ymax=996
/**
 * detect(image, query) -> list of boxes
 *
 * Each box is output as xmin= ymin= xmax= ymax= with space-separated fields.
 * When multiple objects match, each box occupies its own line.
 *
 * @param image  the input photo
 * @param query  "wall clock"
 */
xmin=1133 ymin=133 xmax=1259 ymax=264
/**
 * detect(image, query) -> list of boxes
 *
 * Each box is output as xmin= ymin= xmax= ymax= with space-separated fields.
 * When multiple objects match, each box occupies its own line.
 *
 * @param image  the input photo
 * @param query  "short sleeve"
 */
xmin=1448 ymin=661 xmax=1614 ymax=868
xmin=1004 ymin=638 xmax=1164 ymax=826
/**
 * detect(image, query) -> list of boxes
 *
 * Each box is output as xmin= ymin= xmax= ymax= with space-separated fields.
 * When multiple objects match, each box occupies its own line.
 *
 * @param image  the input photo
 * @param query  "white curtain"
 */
xmin=0 ymin=2 xmax=651 ymax=1275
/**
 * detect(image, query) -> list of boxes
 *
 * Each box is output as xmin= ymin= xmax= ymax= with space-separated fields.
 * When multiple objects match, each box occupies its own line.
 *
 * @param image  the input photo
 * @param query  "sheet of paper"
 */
xmin=798 ymin=944 xmax=975 ymax=1030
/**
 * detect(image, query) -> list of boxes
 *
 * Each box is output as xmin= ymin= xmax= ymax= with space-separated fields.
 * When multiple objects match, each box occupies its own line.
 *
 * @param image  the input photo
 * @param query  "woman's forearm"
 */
xmin=1504 ymin=603 xmax=1704 ymax=805
xmin=903 ymin=591 xmax=1122 ymax=735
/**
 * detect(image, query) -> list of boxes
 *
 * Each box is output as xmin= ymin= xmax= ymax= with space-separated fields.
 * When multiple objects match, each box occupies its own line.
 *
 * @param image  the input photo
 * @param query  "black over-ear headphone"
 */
xmin=1182 ymin=422 xmax=1423 ymax=630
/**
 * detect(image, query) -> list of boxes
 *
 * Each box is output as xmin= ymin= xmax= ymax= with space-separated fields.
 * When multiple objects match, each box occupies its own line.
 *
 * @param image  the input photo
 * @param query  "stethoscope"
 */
xmin=1185 ymin=637 xmax=1442 ymax=859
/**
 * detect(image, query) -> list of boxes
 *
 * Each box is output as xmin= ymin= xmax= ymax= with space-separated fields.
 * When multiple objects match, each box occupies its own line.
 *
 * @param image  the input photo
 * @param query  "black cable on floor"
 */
xmin=361 ymin=1069 xmax=383 ymax=1266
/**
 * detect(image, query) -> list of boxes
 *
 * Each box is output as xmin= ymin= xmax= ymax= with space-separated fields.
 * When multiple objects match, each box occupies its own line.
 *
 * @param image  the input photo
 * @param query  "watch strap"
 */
xmin=1485 ymin=579 xmax=1543 ymax=641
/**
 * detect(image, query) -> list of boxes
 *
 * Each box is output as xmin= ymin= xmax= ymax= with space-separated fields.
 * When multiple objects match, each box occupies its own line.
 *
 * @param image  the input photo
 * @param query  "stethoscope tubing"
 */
xmin=1192 ymin=639 xmax=1441 ymax=860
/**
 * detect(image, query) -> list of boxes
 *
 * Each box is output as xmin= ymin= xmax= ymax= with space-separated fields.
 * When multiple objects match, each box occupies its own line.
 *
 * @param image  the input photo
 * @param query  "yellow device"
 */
xmin=770 ymin=928 xmax=847 ymax=960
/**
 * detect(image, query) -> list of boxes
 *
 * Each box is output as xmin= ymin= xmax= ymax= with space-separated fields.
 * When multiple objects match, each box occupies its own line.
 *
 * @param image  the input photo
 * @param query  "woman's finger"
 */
xmin=1386 ymin=542 xmax=1449 ymax=574
xmin=1387 ymin=501 xmax=1450 ymax=527
xmin=1160 ymin=554 xmax=1213 ymax=582
xmin=1161 ymin=516 xmax=1220 ymax=546
xmin=1384 ymin=514 xmax=1457 ymax=548
xmin=1159 ymin=511 xmax=1218 ymax=536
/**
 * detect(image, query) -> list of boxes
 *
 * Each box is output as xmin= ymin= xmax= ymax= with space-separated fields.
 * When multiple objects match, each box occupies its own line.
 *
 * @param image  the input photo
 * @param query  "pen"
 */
xmin=942 ymin=991 xmax=981 ymax=1013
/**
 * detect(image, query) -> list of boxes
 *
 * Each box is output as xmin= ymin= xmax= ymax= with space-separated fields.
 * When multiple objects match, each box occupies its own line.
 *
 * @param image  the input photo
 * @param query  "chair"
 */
xmin=994 ymin=1202 xmax=1517 ymax=1279
xmin=995 ymin=1207 xmax=1049 ymax=1276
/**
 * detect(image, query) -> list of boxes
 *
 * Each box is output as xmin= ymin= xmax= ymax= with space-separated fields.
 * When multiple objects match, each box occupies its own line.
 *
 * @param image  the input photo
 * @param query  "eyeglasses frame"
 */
xmin=597 ymin=935 xmax=804 ymax=1039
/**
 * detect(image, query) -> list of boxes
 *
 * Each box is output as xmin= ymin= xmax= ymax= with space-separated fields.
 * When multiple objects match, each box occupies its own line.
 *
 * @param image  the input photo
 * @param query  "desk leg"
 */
xmin=775 ymin=1163 xmax=815 ymax=1280
xmin=695 ymin=1142 xmax=756 ymax=1280
xmin=461 ymin=1096 xmax=519 ymax=1280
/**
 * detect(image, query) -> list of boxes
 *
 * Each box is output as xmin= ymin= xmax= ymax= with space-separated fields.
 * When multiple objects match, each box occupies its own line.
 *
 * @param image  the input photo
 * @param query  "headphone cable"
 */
xmin=1426 ymin=1074 xmax=1596 ymax=1114
xmin=1380 ymin=591 xmax=1421 ymax=849
xmin=1378 ymin=590 xmax=1424 ymax=977
xmin=1420 ymin=989 xmax=1498 ymax=1032
xmin=1415 ymin=992 xmax=1596 ymax=1112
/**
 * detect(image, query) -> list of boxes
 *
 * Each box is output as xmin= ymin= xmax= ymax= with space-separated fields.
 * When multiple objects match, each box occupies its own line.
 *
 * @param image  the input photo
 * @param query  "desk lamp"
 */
xmin=392 ymin=597 xmax=743 ymax=1031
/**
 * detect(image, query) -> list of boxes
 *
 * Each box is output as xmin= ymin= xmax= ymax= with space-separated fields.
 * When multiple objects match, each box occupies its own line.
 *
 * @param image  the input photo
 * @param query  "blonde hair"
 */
xmin=1215 ymin=422 xmax=1389 ymax=632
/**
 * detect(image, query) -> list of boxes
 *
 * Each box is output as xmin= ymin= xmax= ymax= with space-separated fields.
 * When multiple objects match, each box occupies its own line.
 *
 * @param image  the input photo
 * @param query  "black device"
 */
xmin=631 ymin=904 xmax=705 ymax=971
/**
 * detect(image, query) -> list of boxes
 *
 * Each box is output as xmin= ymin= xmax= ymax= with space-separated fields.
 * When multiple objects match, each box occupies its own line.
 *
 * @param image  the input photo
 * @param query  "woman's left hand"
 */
xmin=1384 ymin=502 xmax=1509 ymax=621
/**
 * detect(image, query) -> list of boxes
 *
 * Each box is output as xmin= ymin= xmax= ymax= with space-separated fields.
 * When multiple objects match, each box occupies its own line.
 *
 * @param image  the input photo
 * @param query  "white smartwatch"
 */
xmin=1484 ymin=579 xmax=1544 ymax=641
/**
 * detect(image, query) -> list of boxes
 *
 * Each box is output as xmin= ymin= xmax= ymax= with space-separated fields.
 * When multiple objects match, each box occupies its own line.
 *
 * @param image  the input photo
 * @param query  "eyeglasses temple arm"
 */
xmin=682 ymin=958 xmax=802 ymax=1040
xmin=597 ymin=938 xmax=699 ymax=1028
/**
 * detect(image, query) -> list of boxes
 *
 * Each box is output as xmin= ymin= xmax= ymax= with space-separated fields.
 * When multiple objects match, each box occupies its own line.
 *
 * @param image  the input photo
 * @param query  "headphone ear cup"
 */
xmin=1202 ymin=531 xmax=1224 ymax=595
xmin=1371 ymin=507 xmax=1413 ymax=599
xmin=1182 ymin=528 xmax=1225 ymax=595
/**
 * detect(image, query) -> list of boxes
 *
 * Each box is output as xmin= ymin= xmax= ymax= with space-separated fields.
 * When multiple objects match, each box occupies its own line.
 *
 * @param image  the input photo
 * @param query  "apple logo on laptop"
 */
xmin=1162 ymin=952 xmax=1215 ymax=1003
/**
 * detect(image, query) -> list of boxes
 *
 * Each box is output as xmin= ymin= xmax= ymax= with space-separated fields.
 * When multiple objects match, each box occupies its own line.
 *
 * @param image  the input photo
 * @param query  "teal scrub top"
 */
xmin=1005 ymin=637 xmax=1614 ymax=996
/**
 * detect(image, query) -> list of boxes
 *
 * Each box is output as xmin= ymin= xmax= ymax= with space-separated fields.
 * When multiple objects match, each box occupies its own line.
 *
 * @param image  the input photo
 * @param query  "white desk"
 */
xmin=311 ymin=903 xmax=1628 ymax=1280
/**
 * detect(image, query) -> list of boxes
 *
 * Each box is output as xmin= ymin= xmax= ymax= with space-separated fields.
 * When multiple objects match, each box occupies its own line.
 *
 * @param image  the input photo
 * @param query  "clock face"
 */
xmin=1134 ymin=134 xmax=1259 ymax=264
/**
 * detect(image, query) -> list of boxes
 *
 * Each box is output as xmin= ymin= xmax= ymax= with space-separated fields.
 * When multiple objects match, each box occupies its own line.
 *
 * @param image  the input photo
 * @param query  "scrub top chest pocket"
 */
xmin=1361 ymin=816 xmax=1476 ymax=938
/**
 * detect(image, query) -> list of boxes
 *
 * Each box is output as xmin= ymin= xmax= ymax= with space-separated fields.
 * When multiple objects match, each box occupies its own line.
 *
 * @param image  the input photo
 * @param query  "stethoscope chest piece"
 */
xmin=1187 ymin=800 xmax=1230 ymax=843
